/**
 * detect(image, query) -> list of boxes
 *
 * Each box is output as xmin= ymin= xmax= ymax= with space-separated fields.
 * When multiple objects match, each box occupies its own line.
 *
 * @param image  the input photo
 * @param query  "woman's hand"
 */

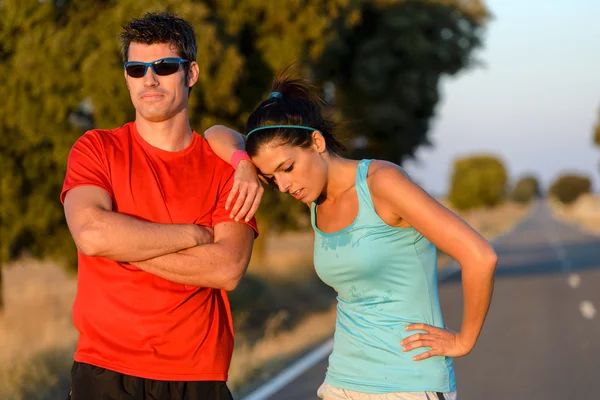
xmin=226 ymin=160 xmax=264 ymax=222
xmin=400 ymin=323 xmax=473 ymax=361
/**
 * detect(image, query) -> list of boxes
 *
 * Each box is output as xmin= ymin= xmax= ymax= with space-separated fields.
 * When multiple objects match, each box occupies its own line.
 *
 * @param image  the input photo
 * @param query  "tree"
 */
xmin=509 ymin=175 xmax=541 ymax=204
xmin=549 ymin=174 xmax=592 ymax=205
xmin=316 ymin=0 xmax=487 ymax=163
xmin=448 ymin=154 xmax=508 ymax=211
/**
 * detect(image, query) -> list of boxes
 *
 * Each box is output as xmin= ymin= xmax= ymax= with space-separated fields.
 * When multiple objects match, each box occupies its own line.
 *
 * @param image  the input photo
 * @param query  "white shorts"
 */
xmin=317 ymin=382 xmax=458 ymax=400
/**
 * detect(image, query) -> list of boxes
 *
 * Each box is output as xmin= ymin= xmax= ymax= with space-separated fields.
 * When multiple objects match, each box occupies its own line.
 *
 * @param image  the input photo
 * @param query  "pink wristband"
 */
xmin=231 ymin=149 xmax=252 ymax=169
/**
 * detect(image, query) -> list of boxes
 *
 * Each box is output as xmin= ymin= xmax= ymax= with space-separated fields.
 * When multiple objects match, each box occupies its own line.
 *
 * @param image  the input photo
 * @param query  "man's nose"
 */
xmin=143 ymin=67 xmax=159 ymax=87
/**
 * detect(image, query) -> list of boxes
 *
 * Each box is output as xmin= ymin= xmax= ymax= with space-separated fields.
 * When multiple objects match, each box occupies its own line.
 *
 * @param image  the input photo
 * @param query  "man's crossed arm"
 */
xmin=64 ymin=185 xmax=254 ymax=291
xmin=130 ymin=222 xmax=254 ymax=291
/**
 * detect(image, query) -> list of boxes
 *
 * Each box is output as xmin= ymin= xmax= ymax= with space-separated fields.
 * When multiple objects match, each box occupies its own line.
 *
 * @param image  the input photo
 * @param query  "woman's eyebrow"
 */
xmin=274 ymin=158 xmax=291 ymax=172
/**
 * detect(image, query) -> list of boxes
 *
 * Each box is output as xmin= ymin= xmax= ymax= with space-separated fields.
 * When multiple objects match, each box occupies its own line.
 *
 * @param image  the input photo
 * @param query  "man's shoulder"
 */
xmin=74 ymin=122 xmax=133 ymax=152
xmin=195 ymin=133 xmax=234 ymax=175
xmin=84 ymin=122 xmax=132 ymax=140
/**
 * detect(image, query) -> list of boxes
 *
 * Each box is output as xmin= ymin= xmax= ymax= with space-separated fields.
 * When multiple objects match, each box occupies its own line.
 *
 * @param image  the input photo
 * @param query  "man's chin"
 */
xmin=138 ymin=110 xmax=171 ymax=123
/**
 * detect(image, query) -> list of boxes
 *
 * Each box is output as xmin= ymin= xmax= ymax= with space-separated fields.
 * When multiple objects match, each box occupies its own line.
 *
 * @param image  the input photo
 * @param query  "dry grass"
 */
xmin=548 ymin=194 xmax=600 ymax=235
xmin=451 ymin=201 xmax=533 ymax=241
xmin=229 ymin=306 xmax=337 ymax=396
xmin=0 ymin=199 xmax=534 ymax=398
xmin=0 ymin=259 xmax=77 ymax=400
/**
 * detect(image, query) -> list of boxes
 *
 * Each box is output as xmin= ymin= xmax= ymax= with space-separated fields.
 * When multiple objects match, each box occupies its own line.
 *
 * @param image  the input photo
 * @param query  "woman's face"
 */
xmin=251 ymin=133 xmax=328 ymax=203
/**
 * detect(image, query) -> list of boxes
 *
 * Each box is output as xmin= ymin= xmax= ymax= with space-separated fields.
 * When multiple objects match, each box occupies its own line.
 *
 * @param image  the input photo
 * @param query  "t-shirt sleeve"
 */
xmin=60 ymin=131 xmax=113 ymax=205
xmin=212 ymin=164 xmax=259 ymax=238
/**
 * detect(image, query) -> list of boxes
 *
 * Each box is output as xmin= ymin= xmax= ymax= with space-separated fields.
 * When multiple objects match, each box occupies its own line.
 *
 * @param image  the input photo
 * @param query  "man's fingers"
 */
xmin=225 ymin=181 xmax=240 ymax=211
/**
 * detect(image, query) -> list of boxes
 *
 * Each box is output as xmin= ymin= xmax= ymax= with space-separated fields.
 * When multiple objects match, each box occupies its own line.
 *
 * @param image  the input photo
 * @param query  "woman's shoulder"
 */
xmin=365 ymin=159 xmax=414 ymax=183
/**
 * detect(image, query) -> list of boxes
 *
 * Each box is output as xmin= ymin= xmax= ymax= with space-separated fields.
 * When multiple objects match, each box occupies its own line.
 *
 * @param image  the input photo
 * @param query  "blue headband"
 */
xmin=269 ymin=91 xmax=283 ymax=99
xmin=246 ymin=125 xmax=320 ymax=138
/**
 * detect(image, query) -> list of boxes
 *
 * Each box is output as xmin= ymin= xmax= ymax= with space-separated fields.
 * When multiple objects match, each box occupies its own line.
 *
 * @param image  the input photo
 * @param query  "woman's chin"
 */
xmin=301 ymin=193 xmax=319 ymax=204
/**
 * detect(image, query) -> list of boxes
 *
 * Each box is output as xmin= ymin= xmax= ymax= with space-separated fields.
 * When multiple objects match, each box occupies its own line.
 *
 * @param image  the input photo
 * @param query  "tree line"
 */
xmin=0 ymin=0 xmax=488 ymax=308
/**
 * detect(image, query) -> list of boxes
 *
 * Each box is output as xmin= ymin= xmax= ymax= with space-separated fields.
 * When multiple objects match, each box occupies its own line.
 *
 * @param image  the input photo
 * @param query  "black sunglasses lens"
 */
xmin=126 ymin=64 xmax=146 ymax=78
xmin=153 ymin=62 xmax=181 ymax=76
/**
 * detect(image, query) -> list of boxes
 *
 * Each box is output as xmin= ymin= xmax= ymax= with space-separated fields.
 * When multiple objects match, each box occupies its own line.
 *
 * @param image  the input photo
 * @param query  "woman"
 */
xmin=204 ymin=72 xmax=497 ymax=400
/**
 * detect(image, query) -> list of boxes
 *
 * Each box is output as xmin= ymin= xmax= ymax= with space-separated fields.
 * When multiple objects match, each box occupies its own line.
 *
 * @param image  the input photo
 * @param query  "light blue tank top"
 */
xmin=311 ymin=159 xmax=456 ymax=393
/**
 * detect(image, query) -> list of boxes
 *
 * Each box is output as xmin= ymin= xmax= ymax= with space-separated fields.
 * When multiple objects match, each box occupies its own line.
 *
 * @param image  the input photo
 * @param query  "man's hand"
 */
xmin=225 ymin=160 xmax=264 ymax=222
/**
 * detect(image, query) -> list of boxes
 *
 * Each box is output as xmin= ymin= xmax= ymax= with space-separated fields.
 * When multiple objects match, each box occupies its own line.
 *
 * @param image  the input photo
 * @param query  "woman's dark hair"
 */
xmin=245 ymin=69 xmax=345 ymax=157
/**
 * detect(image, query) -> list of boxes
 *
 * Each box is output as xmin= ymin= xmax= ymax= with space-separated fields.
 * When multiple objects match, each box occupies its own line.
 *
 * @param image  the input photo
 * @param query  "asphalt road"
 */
xmin=254 ymin=203 xmax=600 ymax=399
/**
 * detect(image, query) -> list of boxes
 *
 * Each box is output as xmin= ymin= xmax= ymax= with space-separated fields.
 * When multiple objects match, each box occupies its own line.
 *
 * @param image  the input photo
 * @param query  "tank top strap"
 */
xmin=311 ymin=159 xmax=380 ymax=233
xmin=355 ymin=159 xmax=376 ymax=212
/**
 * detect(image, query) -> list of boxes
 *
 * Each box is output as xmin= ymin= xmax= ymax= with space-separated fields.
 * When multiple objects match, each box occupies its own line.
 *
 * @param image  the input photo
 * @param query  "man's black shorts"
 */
xmin=67 ymin=361 xmax=235 ymax=400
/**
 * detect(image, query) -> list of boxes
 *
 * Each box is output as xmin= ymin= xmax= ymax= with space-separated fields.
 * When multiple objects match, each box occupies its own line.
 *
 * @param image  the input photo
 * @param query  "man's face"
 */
xmin=124 ymin=42 xmax=198 ymax=123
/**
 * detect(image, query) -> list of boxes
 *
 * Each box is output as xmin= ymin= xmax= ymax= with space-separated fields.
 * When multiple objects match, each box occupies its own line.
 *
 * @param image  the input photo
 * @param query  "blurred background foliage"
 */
xmin=549 ymin=174 xmax=592 ymax=205
xmin=448 ymin=154 xmax=507 ymax=211
xmin=0 ymin=0 xmax=489 ymax=308
xmin=509 ymin=175 xmax=541 ymax=204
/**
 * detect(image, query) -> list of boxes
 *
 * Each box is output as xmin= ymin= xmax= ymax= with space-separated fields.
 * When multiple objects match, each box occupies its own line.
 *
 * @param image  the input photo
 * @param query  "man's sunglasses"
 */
xmin=124 ymin=57 xmax=189 ymax=78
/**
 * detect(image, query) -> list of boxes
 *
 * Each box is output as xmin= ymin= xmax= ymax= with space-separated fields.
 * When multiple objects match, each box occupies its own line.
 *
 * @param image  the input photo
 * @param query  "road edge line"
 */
xmin=241 ymin=338 xmax=334 ymax=400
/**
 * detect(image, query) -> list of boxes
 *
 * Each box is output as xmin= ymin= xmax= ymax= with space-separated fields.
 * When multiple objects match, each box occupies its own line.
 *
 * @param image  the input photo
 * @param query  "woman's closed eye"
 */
xmin=259 ymin=174 xmax=278 ymax=188
xmin=284 ymin=164 xmax=294 ymax=173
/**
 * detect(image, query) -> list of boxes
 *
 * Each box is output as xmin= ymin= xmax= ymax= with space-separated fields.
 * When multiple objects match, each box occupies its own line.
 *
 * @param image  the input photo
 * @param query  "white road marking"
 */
xmin=567 ymin=274 xmax=581 ymax=289
xmin=543 ymin=228 xmax=574 ymax=276
xmin=580 ymin=301 xmax=597 ymax=320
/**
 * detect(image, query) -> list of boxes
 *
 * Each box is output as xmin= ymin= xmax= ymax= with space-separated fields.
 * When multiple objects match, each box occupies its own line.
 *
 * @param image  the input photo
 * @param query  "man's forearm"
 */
xmin=77 ymin=207 xmax=210 ymax=262
xmin=204 ymin=125 xmax=246 ymax=166
xmin=131 ymin=228 xmax=254 ymax=291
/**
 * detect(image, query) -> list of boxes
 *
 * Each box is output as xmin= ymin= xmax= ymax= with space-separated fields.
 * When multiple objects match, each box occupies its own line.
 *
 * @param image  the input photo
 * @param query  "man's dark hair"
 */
xmin=119 ymin=12 xmax=197 ymax=63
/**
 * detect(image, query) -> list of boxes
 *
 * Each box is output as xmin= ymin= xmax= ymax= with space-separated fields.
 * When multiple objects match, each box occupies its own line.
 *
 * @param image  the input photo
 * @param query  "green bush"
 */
xmin=509 ymin=175 xmax=540 ymax=203
xmin=549 ymin=174 xmax=592 ymax=205
xmin=448 ymin=155 xmax=508 ymax=211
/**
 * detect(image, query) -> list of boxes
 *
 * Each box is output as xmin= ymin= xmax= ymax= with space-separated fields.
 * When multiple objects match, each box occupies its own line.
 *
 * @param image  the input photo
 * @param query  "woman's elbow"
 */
xmin=478 ymin=245 xmax=498 ymax=273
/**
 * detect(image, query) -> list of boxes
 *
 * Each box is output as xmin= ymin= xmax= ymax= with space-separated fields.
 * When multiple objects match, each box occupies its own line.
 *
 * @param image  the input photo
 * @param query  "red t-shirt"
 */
xmin=61 ymin=122 xmax=258 ymax=381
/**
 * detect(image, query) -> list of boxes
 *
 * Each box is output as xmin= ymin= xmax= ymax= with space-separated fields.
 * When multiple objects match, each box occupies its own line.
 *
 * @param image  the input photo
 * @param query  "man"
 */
xmin=61 ymin=12 xmax=261 ymax=400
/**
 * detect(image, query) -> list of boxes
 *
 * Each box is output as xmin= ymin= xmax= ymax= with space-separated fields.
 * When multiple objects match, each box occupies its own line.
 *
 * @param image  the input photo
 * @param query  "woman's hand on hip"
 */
xmin=400 ymin=323 xmax=473 ymax=361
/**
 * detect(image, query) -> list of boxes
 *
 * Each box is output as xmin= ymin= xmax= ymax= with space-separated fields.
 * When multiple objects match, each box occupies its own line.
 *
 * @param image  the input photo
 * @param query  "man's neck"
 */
xmin=135 ymin=111 xmax=194 ymax=152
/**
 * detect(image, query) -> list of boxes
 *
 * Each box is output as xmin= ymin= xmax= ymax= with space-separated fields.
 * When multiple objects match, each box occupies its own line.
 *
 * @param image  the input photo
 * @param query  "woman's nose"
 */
xmin=277 ymin=178 xmax=290 ymax=193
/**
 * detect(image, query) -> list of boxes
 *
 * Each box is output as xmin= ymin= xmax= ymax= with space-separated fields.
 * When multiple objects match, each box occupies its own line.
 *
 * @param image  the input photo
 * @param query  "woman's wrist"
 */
xmin=231 ymin=149 xmax=252 ymax=169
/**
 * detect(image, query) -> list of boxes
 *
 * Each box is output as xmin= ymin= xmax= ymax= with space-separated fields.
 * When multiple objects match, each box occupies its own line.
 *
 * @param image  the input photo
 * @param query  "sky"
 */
xmin=403 ymin=0 xmax=600 ymax=195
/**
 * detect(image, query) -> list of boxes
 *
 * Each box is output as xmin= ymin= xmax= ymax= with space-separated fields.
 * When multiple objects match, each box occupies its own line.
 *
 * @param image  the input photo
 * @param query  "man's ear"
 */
xmin=123 ymin=70 xmax=130 ymax=90
xmin=311 ymin=130 xmax=327 ymax=153
xmin=187 ymin=61 xmax=200 ymax=87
